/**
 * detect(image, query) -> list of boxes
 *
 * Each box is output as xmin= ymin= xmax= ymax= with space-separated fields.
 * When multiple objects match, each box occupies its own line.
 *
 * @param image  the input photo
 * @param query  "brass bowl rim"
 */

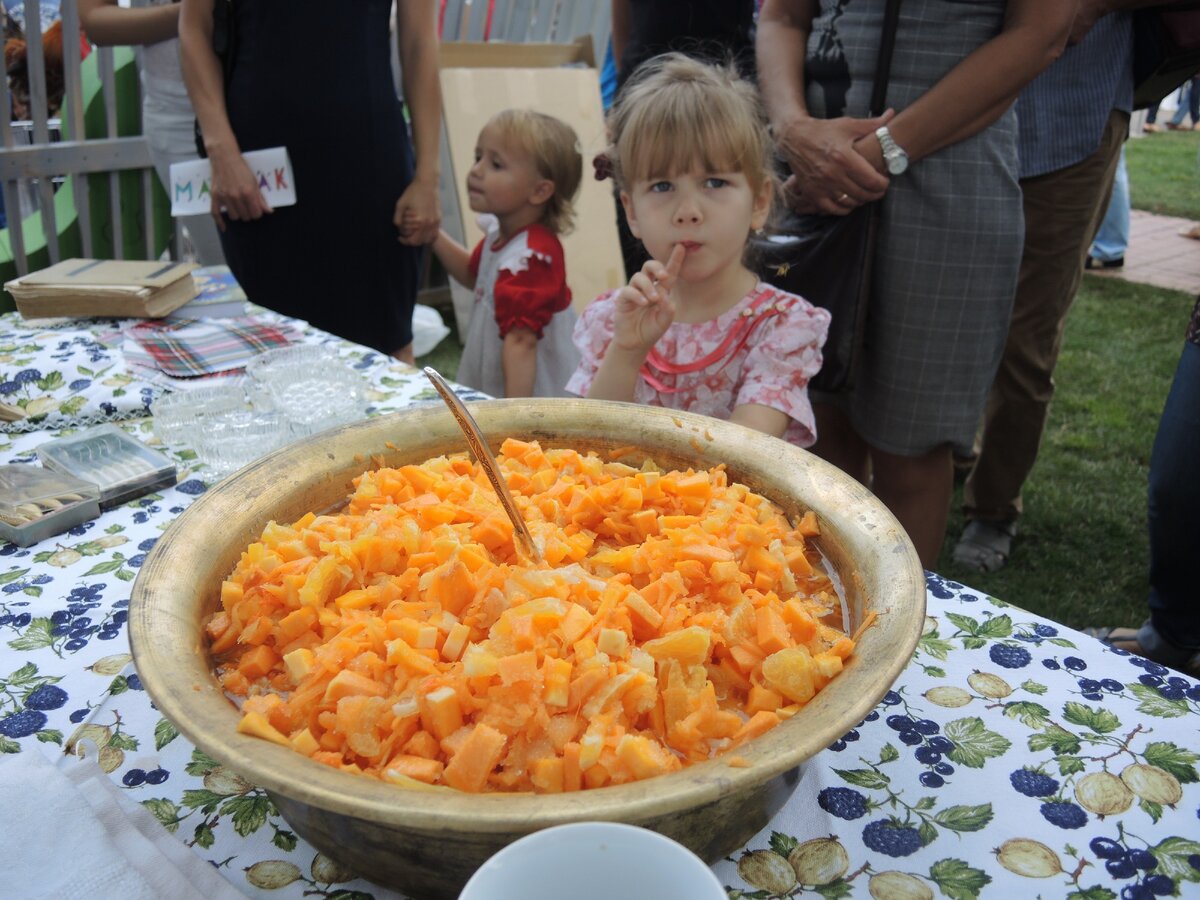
xmin=130 ymin=399 xmax=924 ymax=832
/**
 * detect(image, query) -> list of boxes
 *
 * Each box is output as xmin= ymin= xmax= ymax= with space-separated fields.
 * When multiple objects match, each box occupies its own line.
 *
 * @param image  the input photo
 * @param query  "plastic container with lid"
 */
xmin=0 ymin=464 xmax=101 ymax=547
xmin=37 ymin=424 xmax=178 ymax=509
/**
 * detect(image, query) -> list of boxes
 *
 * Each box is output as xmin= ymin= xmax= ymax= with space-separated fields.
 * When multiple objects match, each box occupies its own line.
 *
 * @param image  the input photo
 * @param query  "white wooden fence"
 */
xmin=0 ymin=0 xmax=611 ymax=305
xmin=0 ymin=0 xmax=164 ymax=284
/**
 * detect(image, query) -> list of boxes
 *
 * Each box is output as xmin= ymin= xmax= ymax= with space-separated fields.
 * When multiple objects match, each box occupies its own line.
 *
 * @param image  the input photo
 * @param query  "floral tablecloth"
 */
xmin=2 ymin=312 xmax=1198 ymax=900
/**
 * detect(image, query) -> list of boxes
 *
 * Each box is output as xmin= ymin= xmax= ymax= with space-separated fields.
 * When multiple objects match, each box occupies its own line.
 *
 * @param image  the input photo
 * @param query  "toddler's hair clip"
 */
xmin=592 ymin=152 xmax=614 ymax=182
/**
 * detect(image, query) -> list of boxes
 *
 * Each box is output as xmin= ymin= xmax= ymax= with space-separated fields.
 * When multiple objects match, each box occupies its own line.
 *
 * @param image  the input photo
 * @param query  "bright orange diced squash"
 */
xmin=237 ymin=644 xmax=278 ymax=681
xmin=206 ymin=441 xmax=856 ymax=794
xmin=384 ymin=754 xmax=445 ymax=785
xmin=443 ymin=723 xmax=508 ymax=792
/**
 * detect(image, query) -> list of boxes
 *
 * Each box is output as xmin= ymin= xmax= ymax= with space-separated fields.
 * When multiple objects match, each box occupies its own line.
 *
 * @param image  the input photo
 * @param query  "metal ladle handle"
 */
xmin=421 ymin=367 xmax=540 ymax=562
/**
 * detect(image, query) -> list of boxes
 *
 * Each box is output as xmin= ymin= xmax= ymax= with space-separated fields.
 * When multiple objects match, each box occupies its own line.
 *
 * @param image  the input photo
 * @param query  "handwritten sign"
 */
xmin=168 ymin=147 xmax=296 ymax=217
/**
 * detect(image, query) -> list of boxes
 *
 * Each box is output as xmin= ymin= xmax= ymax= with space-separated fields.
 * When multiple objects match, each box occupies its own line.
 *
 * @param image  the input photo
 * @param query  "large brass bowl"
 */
xmin=130 ymin=400 xmax=924 ymax=900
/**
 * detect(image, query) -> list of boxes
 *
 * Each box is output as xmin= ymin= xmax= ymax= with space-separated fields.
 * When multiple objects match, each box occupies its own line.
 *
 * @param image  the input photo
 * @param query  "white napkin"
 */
xmin=0 ymin=749 xmax=245 ymax=900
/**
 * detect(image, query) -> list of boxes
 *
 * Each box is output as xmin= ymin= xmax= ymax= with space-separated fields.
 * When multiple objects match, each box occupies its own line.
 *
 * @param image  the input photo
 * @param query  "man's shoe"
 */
xmin=1085 ymin=256 xmax=1124 ymax=270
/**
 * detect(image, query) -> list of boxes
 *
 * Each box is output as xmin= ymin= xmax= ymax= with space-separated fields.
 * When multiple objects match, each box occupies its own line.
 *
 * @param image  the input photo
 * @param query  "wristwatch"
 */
xmin=875 ymin=126 xmax=909 ymax=175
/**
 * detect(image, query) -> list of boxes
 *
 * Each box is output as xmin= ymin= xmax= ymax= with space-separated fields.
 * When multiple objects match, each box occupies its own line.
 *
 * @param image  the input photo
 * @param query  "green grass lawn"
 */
xmin=1126 ymin=130 xmax=1200 ymax=219
xmin=935 ymin=278 xmax=1193 ymax=629
xmin=416 ymin=132 xmax=1197 ymax=633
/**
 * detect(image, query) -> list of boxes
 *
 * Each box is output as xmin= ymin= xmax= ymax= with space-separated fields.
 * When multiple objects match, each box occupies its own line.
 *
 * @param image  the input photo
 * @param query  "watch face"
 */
xmin=887 ymin=154 xmax=908 ymax=175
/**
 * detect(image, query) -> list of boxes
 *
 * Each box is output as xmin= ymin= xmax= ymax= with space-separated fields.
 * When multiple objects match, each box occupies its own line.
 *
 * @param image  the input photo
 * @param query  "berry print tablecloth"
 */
xmin=1 ymin=311 xmax=1198 ymax=899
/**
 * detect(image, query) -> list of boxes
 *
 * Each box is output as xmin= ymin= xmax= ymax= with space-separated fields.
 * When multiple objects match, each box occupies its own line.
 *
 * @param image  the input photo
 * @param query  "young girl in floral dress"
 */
xmin=431 ymin=109 xmax=582 ymax=398
xmin=568 ymin=54 xmax=829 ymax=446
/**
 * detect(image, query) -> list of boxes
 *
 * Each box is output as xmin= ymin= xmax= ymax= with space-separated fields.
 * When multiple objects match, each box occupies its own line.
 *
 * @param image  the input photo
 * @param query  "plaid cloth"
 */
xmin=124 ymin=317 xmax=300 ymax=378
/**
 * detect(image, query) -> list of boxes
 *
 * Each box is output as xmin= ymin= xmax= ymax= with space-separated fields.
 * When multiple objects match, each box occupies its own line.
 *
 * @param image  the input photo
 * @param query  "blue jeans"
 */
xmin=1143 ymin=338 xmax=1200 ymax=655
xmin=1090 ymin=149 xmax=1129 ymax=263
xmin=1169 ymin=76 xmax=1200 ymax=126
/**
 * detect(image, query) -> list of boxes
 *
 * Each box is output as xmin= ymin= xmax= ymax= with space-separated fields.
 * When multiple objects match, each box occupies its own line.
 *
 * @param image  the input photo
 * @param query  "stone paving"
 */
xmin=1086 ymin=209 xmax=1200 ymax=296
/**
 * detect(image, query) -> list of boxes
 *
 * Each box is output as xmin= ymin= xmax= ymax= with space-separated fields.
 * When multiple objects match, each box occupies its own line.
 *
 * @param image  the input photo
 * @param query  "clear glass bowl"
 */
xmin=152 ymin=385 xmax=247 ymax=448
xmin=194 ymin=409 xmax=291 ymax=479
xmin=244 ymin=344 xmax=340 ymax=383
xmin=252 ymin=359 xmax=368 ymax=438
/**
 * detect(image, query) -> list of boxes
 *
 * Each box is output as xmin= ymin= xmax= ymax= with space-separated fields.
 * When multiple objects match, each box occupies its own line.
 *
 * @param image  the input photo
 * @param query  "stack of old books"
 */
xmin=4 ymin=259 xmax=198 ymax=319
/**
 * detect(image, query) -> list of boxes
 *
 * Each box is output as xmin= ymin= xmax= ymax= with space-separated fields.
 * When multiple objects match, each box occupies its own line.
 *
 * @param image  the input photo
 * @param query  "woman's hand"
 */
xmin=612 ymin=245 xmax=685 ymax=353
xmin=207 ymin=144 xmax=270 ymax=229
xmin=394 ymin=177 xmax=441 ymax=246
xmin=775 ymin=113 xmax=894 ymax=215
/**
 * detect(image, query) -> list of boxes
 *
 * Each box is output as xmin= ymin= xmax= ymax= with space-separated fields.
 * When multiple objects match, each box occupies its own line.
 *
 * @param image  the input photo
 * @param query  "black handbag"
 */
xmin=193 ymin=0 xmax=237 ymax=159
xmin=1132 ymin=5 xmax=1200 ymax=110
xmin=752 ymin=0 xmax=901 ymax=393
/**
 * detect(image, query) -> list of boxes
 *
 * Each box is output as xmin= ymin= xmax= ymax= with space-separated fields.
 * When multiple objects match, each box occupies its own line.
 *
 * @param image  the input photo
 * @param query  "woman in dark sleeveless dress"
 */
xmin=179 ymin=0 xmax=441 ymax=361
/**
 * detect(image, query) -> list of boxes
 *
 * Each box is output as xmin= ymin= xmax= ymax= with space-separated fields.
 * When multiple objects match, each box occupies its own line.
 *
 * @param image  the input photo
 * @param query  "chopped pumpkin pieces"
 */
xmin=208 ymin=440 xmax=853 ymax=793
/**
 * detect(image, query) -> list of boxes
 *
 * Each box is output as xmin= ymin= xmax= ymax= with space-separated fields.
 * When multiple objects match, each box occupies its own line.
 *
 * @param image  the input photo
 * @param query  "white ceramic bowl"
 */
xmin=459 ymin=822 xmax=727 ymax=900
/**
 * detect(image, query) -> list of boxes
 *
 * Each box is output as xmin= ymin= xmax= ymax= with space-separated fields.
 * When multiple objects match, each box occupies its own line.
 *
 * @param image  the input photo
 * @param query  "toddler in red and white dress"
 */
xmin=431 ymin=109 xmax=582 ymax=398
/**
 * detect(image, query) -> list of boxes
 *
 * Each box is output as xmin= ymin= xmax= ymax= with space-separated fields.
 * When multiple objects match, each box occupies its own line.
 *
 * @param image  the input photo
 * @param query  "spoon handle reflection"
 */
xmin=421 ymin=368 xmax=541 ymax=562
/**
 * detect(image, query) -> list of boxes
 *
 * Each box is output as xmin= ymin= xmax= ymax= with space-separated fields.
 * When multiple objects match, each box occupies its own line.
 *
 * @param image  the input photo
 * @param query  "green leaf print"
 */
xmin=272 ymin=828 xmax=298 ymax=852
xmin=36 ymin=372 xmax=65 ymax=391
xmin=1056 ymin=755 xmax=1086 ymax=777
xmin=221 ymin=794 xmax=271 ymax=836
xmin=879 ymin=743 xmax=901 ymax=763
xmin=976 ymin=615 xmax=1013 ymax=639
xmin=813 ymin=880 xmax=853 ymax=900
xmin=1028 ymin=724 xmax=1082 ymax=755
xmin=108 ymin=675 xmax=128 ymax=696
xmin=1141 ymin=741 xmax=1200 ymax=783
xmin=36 ymin=729 xmax=62 ymax=744
xmin=1066 ymin=888 xmax=1117 ymax=900
xmin=185 ymin=749 xmax=222 ymax=776
xmin=8 ymin=619 xmax=55 ymax=652
xmin=1129 ymin=684 xmax=1189 ymax=719
xmin=7 ymin=662 xmax=38 ymax=684
xmin=154 ymin=718 xmax=179 ymax=751
xmin=0 ymin=736 xmax=19 ymax=754
xmin=945 ymin=613 xmax=980 ymax=634
xmin=767 ymin=832 xmax=797 ymax=858
xmin=1003 ymin=701 xmax=1052 ymax=728
xmin=944 ymin=718 xmax=1011 ymax=768
xmin=919 ymin=636 xmax=954 ymax=660
xmin=918 ymin=821 xmax=938 ymax=847
xmin=1020 ymin=680 xmax=1049 ymax=695
xmin=107 ymin=731 xmax=138 ymax=751
xmin=0 ymin=568 xmax=30 ymax=585
xmin=929 ymin=858 xmax=991 ymax=900
xmin=961 ymin=637 xmax=987 ymax=651
xmin=58 ymin=396 xmax=86 ymax=416
xmin=182 ymin=789 xmax=225 ymax=815
xmin=83 ymin=561 xmax=125 ymax=576
xmin=833 ymin=767 xmax=890 ymax=790
xmin=1149 ymin=837 xmax=1200 ymax=883
xmin=193 ymin=823 xmax=215 ymax=849
xmin=1062 ymin=702 xmax=1121 ymax=734
xmin=141 ymin=798 xmax=182 ymax=834
xmin=1140 ymin=799 xmax=1163 ymax=823
xmin=932 ymin=805 xmax=993 ymax=833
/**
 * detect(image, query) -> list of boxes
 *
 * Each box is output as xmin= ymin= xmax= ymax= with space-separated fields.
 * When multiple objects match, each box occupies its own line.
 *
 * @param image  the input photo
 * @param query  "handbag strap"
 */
xmin=870 ymin=0 xmax=903 ymax=117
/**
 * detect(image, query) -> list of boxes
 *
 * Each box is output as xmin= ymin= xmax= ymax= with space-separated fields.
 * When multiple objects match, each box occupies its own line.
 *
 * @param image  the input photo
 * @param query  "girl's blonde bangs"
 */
xmin=617 ymin=82 xmax=764 ymax=186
